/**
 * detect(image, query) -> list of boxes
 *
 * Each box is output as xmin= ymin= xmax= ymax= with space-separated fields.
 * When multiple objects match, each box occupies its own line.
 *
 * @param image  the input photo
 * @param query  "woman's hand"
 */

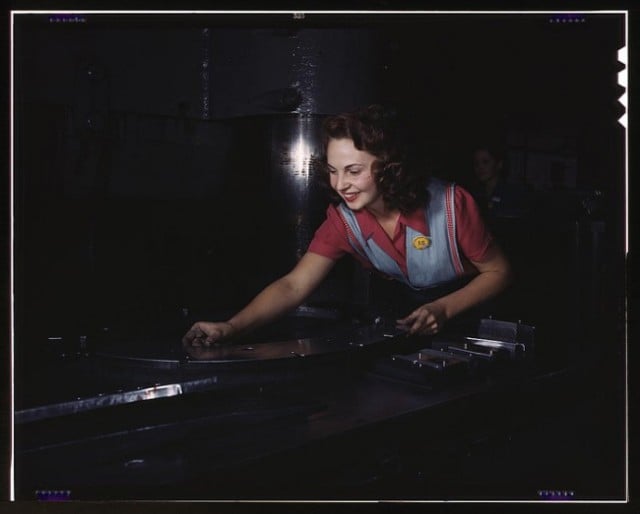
xmin=181 ymin=253 xmax=336 ymax=348
xmin=397 ymin=241 xmax=512 ymax=337
xmin=396 ymin=301 xmax=448 ymax=336
xmin=182 ymin=321 xmax=236 ymax=346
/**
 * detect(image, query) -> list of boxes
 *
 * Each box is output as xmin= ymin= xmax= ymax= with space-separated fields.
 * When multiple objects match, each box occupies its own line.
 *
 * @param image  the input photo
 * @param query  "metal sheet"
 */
xmin=93 ymin=323 xmax=402 ymax=367
xmin=16 ymin=383 xmax=185 ymax=424
xmin=15 ymin=323 xmax=405 ymax=422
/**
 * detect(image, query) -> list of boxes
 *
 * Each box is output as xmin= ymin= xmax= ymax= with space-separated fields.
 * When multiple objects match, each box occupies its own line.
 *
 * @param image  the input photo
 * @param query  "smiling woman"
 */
xmin=183 ymin=105 xmax=512 ymax=346
xmin=326 ymin=138 xmax=382 ymax=213
xmin=321 ymin=105 xmax=428 ymax=215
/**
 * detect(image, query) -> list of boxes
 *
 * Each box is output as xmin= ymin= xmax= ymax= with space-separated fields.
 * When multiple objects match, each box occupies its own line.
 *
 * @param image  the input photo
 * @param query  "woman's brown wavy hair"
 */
xmin=320 ymin=105 xmax=428 ymax=215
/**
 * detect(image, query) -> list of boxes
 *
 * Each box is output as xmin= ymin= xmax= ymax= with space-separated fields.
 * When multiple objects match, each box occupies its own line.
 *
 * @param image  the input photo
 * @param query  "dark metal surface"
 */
xmin=15 ymin=320 xmax=406 ymax=423
xmin=182 ymin=325 xmax=399 ymax=364
xmin=14 ymin=317 xmax=628 ymax=501
xmin=15 ymin=383 xmax=186 ymax=424
xmin=91 ymin=320 xmax=402 ymax=366
xmin=477 ymin=317 xmax=535 ymax=347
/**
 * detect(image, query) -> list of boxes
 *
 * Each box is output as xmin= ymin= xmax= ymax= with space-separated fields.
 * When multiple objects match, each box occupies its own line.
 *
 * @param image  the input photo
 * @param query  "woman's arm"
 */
xmin=397 ymin=242 xmax=512 ymax=335
xmin=183 ymin=252 xmax=336 ymax=345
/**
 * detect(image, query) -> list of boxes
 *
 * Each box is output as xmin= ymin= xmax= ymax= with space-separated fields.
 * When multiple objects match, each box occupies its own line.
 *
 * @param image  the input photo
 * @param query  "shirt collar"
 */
xmin=352 ymin=206 xmax=428 ymax=239
xmin=400 ymin=208 xmax=428 ymax=236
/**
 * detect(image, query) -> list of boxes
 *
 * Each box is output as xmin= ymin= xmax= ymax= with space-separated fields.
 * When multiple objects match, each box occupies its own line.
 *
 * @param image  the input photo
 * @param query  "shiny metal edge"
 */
xmin=463 ymin=337 xmax=527 ymax=351
xmin=15 ymin=383 xmax=185 ymax=424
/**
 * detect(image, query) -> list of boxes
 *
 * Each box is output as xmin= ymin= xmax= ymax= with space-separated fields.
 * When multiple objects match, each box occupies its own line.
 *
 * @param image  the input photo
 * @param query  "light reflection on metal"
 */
xmin=291 ymin=36 xmax=316 ymax=114
xmin=182 ymin=323 xmax=399 ymax=363
xmin=201 ymin=28 xmax=211 ymax=120
xmin=290 ymin=134 xmax=312 ymax=178
xmin=15 ymin=383 xmax=185 ymax=424
xmin=264 ymin=115 xmax=330 ymax=282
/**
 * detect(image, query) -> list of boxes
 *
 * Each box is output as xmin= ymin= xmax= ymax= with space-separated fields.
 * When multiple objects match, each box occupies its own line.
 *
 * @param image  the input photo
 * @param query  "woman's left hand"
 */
xmin=396 ymin=302 xmax=448 ymax=336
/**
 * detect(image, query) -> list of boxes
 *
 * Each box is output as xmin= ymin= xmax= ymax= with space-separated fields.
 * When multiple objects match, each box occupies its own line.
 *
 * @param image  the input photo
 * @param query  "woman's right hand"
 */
xmin=182 ymin=321 xmax=236 ymax=346
xmin=181 ymin=253 xmax=335 ymax=348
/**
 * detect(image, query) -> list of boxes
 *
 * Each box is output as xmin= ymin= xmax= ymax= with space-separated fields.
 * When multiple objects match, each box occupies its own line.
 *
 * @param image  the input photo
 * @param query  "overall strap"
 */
xmin=337 ymin=204 xmax=408 ymax=285
xmin=415 ymin=178 xmax=464 ymax=281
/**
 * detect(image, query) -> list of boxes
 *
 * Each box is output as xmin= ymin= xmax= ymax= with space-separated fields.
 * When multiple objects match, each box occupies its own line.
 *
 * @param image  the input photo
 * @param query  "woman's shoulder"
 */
xmin=426 ymin=176 xmax=469 ymax=192
xmin=325 ymin=202 xmax=342 ymax=219
xmin=322 ymin=203 xmax=350 ymax=231
xmin=453 ymin=182 xmax=475 ymax=199
xmin=428 ymin=178 xmax=474 ymax=203
xmin=451 ymin=183 xmax=486 ymax=219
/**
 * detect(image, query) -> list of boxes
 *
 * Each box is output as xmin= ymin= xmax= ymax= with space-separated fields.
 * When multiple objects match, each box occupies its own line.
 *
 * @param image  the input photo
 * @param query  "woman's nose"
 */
xmin=333 ymin=171 xmax=348 ymax=191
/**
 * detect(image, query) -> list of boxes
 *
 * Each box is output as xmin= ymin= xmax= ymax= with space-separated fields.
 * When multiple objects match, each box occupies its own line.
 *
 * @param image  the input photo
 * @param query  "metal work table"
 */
xmin=14 ymin=318 xmax=624 ymax=501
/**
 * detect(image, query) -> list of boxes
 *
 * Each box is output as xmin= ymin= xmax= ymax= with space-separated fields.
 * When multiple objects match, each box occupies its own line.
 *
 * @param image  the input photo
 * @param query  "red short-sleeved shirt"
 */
xmin=308 ymin=185 xmax=494 ymax=276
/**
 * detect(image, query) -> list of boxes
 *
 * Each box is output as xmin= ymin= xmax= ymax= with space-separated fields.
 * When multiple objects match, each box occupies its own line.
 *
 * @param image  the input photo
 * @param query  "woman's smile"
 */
xmin=342 ymin=191 xmax=360 ymax=203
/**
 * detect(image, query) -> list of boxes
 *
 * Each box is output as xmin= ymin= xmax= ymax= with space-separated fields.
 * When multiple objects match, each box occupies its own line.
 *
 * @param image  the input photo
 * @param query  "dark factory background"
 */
xmin=11 ymin=12 xmax=627 ymax=501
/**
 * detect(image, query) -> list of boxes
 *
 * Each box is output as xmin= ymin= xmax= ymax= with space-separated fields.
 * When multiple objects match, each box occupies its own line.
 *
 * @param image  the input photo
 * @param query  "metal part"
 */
xmin=182 ymin=323 xmax=396 ymax=367
xmin=294 ymin=305 xmax=341 ymax=320
xmin=16 ymin=383 xmax=184 ymax=424
xmin=430 ymin=318 xmax=535 ymax=362
xmin=373 ymin=348 xmax=469 ymax=386
xmin=477 ymin=318 xmax=535 ymax=349
xmin=435 ymin=343 xmax=508 ymax=361
xmin=17 ymin=321 xmax=404 ymax=423
xmin=463 ymin=337 xmax=527 ymax=356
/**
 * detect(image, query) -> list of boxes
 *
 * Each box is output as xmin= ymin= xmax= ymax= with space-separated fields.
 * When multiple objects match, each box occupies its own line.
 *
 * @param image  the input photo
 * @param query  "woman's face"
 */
xmin=473 ymin=149 xmax=502 ymax=183
xmin=326 ymin=138 xmax=383 ymax=212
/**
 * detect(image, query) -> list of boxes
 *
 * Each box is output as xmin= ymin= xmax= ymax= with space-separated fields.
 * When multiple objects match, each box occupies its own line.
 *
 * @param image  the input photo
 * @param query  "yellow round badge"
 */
xmin=412 ymin=235 xmax=431 ymax=250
